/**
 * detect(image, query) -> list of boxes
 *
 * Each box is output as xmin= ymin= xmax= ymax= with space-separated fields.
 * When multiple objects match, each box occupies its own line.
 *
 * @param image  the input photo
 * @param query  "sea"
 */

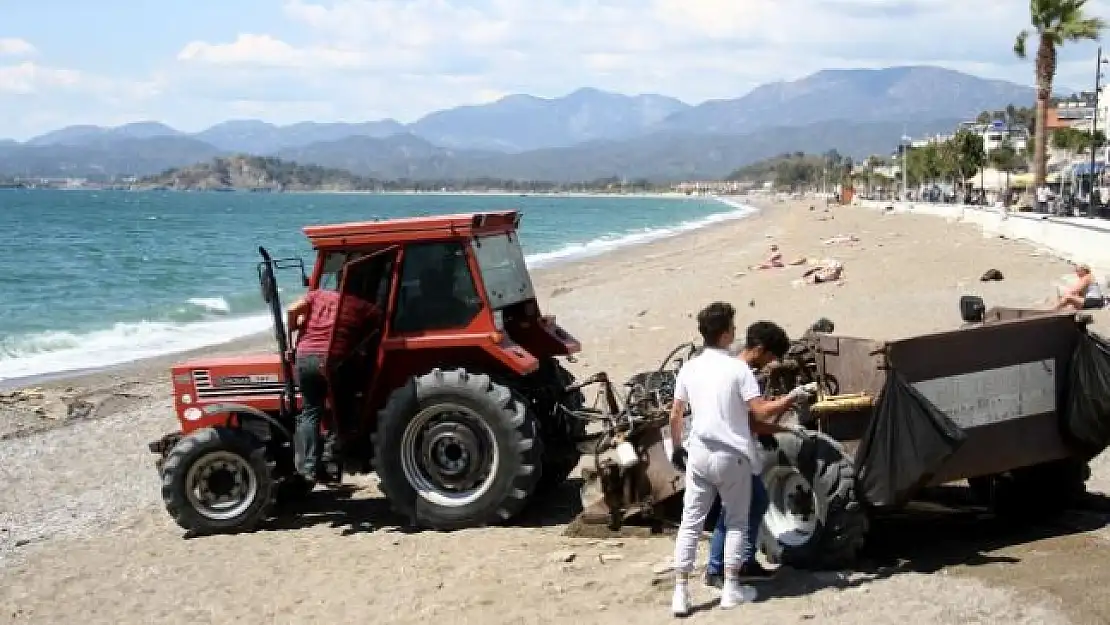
xmin=0 ymin=190 xmax=755 ymax=383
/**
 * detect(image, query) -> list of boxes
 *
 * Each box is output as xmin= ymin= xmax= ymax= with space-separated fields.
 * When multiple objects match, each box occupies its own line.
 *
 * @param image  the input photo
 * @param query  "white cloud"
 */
xmin=0 ymin=62 xmax=81 ymax=94
xmin=177 ymin=33 xmax=366 ymax=69
xmin=176 ymin=0 xmax=1077 ymax=108
xmin=0 ymin=38 xmax=35 ymax=57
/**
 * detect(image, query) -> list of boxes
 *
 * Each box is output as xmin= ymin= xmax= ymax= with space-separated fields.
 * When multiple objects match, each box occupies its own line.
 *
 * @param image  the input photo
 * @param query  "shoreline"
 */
xmin=0 ymin=194 xmax=757 ymax=392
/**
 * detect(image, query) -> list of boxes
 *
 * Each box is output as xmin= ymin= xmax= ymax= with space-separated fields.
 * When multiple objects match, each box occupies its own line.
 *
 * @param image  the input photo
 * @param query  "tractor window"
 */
xmin=472 ymin=232 xmax=535 ymax=309
xmin=317 ymin=252 xmax=360 ymax=290
xmin=391 ymin=242 xmax=483 ymax=334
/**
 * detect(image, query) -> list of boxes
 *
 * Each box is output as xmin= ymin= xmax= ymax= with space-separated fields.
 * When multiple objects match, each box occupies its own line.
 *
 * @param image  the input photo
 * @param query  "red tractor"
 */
xmin=149 ymin=210 xmax=591 ymax=534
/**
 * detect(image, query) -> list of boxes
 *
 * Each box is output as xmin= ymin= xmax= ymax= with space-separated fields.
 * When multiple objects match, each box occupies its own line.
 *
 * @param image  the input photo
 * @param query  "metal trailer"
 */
xmin=575 ymin=303 xmax=1099 ymax=570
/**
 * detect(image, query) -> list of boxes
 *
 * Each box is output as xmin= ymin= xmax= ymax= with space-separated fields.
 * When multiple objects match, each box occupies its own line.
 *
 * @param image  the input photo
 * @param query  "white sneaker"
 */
xmin=671 ymin=584 xmax=692 ymax=617
xmin=719 ymin=582 xmax=757 ymax=609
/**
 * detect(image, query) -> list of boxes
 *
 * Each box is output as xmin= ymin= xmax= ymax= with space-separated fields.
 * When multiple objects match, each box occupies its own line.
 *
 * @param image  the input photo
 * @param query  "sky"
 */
xmin=1 ymin=0 xmax=1109 ymax=140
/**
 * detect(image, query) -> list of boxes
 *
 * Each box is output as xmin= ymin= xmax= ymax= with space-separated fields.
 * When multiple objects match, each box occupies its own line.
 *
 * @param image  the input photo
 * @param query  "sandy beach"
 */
xmin=2 ymin=198 xmax=1110 ymax=624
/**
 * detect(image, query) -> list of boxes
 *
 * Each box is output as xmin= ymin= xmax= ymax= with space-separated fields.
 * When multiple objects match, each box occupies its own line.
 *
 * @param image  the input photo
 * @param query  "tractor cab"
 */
xmin=301 ymin=211 xmax=580 ymax=443
xmin=151 ymin=210 xmax=586 ymax=535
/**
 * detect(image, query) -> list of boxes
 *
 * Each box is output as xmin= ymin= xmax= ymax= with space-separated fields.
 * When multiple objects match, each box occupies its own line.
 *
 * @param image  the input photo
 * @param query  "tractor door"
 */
xmin=326 ymin=246 xmax=399 ymax=441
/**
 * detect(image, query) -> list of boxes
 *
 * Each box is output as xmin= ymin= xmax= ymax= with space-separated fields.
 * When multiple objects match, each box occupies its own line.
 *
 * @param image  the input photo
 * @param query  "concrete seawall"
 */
xmin=855 ymin=200 xmax=1110 ymax=279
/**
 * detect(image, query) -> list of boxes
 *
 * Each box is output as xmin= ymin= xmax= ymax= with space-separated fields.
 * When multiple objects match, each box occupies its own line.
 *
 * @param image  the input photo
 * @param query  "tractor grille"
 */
xmin=191 ymin=370 xmax=287 ymax=400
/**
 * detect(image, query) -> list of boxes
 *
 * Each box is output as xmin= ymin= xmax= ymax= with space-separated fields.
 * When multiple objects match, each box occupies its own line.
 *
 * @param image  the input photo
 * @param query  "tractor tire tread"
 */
xmin=160 ymin=426 xmax=275 ymax=535
xmin=374 ymin=367 xmax=542 ymax=530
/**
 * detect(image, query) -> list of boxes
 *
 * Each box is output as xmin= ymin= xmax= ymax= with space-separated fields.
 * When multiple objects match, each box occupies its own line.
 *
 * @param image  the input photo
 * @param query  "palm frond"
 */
xmin=1061 ymin=16 xmax=1106 ymax=40
xmin=1015 ymin=30 xmax=1030 ymax=57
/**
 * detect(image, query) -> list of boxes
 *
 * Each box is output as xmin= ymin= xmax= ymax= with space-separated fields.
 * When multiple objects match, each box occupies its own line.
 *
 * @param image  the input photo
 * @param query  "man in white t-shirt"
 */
xmin=667 ymin=303 xmax=813 ymax=616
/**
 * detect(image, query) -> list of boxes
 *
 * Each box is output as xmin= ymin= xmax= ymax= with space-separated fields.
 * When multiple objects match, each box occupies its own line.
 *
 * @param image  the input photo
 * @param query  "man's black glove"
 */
xmin=671 ymin=446 xmax=688 ymax=471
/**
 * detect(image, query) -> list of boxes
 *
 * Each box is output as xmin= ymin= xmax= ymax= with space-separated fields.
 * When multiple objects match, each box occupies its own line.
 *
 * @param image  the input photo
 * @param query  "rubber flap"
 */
xmin=854 ymin=369 xmax=968 ymax=507
xmin=1062 ymin=331 xmax=1110 ymax=458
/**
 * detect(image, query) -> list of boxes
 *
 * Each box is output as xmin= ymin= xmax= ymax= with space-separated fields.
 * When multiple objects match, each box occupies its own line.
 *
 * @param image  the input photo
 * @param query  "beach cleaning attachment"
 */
xmin=570 ymin=342 xmax=697 ymax=533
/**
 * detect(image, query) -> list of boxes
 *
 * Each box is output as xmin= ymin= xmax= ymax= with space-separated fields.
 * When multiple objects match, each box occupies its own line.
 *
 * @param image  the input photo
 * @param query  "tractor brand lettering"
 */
xmin=218 ymin=374 xmax=280 ymax=386
xmin=911 ymin=359 xmax=1056 ymax=428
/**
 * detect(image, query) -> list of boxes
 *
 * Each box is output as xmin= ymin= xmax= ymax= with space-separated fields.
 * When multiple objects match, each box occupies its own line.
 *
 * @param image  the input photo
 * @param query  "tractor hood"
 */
xmin=175 ymin=352 xmax=284 ymax=373
xmin=171 ymin=352 xmax=287 ymax=408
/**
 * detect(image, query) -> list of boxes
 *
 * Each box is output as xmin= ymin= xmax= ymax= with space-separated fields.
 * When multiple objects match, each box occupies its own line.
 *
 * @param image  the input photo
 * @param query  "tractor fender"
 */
xmin=202 ymin=403 xmax=292 ymax=443
xmin=480 ymin=341 xmax=540 ymax=376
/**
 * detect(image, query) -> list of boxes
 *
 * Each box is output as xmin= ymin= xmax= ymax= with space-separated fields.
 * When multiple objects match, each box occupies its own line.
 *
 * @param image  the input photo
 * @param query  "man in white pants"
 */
xmin=667 ymin=304 xmax=813 ymax=616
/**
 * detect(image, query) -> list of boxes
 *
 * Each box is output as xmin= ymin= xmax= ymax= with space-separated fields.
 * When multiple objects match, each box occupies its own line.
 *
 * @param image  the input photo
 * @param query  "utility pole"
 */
xmin=1089 ymin=46 xmax=1107 ymax=212
xmin=901 ymin=134 xmax=910 ymax=199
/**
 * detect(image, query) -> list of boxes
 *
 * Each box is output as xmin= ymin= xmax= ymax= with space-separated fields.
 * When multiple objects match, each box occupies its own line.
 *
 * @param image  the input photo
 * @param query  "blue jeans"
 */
xmin=294 ymin=353 xmax=328 ymax=479
xmin=707 ymin=475 xmax=769 ymax=575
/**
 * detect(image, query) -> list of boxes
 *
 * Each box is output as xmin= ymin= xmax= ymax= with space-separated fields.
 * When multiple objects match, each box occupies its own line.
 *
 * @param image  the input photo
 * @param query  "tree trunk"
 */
xmin=1033 ymin=36 xmax=1057 ymax=188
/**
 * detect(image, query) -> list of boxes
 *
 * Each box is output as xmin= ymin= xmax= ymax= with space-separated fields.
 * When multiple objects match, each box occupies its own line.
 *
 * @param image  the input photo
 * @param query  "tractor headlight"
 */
xmin=493 ymin=309 xmax=504 ymax=331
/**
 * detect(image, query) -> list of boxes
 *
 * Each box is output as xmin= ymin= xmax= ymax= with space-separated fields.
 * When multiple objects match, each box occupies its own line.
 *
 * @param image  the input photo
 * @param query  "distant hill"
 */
xmin=0 ymin=136 xmax=221 ymax=178
xmin=193 ymin=119 xmax=407 ymax=154
xmin=19 ymin=66 xmax=1031 ymax=155
xmin=278 ymin=118 xmax=957 ymax=182
xmin=137 ymin=155 xmax=374 ymax=191
xmin=725 ymin=153 xmax=830 ymax=182
xmin=2 ymin=65 xmax=1038 ymax=181
xmin=655 ymin=66 xmax=1035 ymax=135
xmin=0 ymin=118 xmax=958 ymax=182
xmin=25 ymin=122 xmax=183 ymax=146
xmin=408 ymin=88 xmax=692 ymax=151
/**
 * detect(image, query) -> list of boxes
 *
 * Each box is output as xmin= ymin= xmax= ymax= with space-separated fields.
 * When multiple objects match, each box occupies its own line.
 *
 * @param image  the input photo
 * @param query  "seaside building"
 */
xmin=952 ymin=120 xmax=1029 ymax=155
xmin=1052 ymin=91 xmax=1098 ymax=132
xmin=671 ymin=180 xmax=749 ymax=194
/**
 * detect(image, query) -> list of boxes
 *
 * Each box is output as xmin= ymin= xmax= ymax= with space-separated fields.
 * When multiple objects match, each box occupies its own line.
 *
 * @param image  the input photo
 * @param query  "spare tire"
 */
xmin=758 ymin=430 xmax=869 ymax=570
xmin=374 ymin=368 xmax=542 ymax=529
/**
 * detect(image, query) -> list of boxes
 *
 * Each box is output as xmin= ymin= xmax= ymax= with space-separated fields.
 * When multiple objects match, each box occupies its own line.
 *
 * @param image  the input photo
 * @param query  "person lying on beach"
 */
xmin=802 ymin=258 xmax=843 ymax=285
xmin=1053 ymin=263 xmax=1105 ymax=311
xmin=751 ymin=244 xmax=784 ymax=270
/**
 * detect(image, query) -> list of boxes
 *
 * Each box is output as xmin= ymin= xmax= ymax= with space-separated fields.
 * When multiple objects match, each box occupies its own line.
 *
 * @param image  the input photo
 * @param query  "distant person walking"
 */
xmin=1036 ymin=184 xmax=1051 ymax=214
xmin=667 ymin=304 xmax=813 ymax=616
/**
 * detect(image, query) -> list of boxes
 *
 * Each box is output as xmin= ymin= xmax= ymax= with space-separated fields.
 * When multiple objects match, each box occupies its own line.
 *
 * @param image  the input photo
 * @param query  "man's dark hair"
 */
xmin=696 ymin=301 xmax=736 ymax=347
xmin=745 ymin=320 xmax=791 ymax=358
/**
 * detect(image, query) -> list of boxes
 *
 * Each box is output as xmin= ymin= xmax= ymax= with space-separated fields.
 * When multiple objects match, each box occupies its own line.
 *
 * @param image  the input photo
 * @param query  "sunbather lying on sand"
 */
xmin=802 ymin=258 xmax=843 ymax=284
xmin=752 ymin=244 xmax=784 ymax=270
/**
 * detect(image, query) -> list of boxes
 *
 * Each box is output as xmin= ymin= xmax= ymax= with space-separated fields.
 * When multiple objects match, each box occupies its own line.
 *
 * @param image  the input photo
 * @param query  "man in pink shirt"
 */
xmin=286 ymin=288 xmax=381 ymax=485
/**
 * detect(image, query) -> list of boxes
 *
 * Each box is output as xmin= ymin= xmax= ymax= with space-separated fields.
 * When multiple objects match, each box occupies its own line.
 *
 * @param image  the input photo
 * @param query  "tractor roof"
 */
xmin=302 ymin=210 xmax=520 ymax=250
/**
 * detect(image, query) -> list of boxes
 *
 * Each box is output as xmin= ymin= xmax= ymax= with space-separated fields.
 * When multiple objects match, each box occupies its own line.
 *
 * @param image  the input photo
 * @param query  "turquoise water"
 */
xmin=0 ymin=190 xmax=753 ymax=381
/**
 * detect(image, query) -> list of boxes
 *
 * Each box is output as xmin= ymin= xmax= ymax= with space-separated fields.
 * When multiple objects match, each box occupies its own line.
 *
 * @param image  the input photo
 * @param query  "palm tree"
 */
xmin=1014 ymin=0 xmax=1106 ymax=187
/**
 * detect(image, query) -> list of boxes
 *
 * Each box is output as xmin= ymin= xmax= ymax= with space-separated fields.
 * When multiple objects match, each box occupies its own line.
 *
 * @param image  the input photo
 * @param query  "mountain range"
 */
xmin=0 ymin=66 xmax=1037 ymax=182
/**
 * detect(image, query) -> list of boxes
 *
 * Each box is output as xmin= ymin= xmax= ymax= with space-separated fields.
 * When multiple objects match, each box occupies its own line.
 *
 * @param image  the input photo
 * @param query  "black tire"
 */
xmin=374 ymin=368 xmax=542 ymax=529
xmin=758 ymin=430 xmax=869 ymax=570
xmin=969 ymin=457 xmax=1090 ymax=520
xmin=534 ymin=362 xmax=586 ymax=491
xmin=160 ymin=427 xmax=275 ymax=535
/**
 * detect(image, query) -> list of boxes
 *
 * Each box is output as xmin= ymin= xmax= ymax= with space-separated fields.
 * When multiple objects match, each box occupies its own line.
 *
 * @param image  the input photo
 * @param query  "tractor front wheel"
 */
xmin=160 ymin=427 xmax=275 ymax=535
xmin=374 ymin=368 xmax=542 ymax=529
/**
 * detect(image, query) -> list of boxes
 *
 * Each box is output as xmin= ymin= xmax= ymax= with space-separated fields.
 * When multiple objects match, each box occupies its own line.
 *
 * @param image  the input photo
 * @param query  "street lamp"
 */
xmin=1088 ymin=46 xmax=1108 ymax=213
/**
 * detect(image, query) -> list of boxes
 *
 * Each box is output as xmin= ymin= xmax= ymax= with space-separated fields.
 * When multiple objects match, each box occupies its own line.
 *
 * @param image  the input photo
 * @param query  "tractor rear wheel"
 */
xmin=758 ymin=430 xmax=869 ymax=570
xmin=160 ymin=427 xmax=275 ymax=535
xmin=535 ymin=362 xmax=586 ymax=492
xmin=374 ymin=368 xmax=542 ymax=529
